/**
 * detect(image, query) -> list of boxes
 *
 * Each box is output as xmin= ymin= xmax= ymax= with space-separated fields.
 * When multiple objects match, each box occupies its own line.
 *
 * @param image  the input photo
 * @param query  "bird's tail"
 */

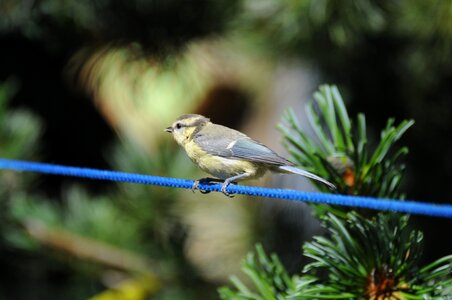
xmin=278 ymin=165 xmax=336 ymax=190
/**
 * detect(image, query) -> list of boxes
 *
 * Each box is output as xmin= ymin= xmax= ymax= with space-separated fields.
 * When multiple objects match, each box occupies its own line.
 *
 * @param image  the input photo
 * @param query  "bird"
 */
xmin=165 ymin=114 xmax=336 ymax=196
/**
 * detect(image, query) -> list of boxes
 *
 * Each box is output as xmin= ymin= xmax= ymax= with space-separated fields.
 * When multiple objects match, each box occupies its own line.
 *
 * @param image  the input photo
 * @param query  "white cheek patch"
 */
xmin=226 ymin=140 xmax=237 ymax=150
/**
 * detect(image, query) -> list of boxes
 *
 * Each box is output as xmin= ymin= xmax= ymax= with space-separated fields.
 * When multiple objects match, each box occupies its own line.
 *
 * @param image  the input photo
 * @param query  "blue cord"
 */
xmin=1 ymin=158 xmax=451 ymax=218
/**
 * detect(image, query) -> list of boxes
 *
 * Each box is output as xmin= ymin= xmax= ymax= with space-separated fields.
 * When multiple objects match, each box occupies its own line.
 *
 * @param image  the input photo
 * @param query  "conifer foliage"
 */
xmin=219 ymin=85 xmax=452 ymax=299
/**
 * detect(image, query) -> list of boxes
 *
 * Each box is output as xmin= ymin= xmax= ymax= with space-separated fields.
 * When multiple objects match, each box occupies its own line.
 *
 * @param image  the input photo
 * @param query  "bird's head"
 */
xmin=165 ymin=114 xmax=210 ymax=145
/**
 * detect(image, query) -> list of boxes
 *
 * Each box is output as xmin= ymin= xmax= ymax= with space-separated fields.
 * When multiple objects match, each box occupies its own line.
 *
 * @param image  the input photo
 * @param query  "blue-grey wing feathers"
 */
xmin=194 ymin=124 xmax=335 ymax=189
xmin=194 ymin=125 xmax=291 ymax=165
xmin=228 ymin=139 xmax=293 ymax=165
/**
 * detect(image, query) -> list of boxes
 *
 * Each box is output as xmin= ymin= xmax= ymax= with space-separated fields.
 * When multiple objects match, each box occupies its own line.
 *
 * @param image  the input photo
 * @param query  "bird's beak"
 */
xmin=164 ymin=127 xmax=173 ymax=133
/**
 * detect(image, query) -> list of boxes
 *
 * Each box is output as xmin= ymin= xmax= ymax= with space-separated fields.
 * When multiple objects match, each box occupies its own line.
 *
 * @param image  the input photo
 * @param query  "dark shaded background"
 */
xmin=1 ymin=0 xmax=451 ymax=298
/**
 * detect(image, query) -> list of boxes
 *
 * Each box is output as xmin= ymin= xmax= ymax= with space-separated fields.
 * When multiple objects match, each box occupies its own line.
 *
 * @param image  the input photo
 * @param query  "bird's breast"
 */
xmin=184 ymin=140 xmax=265 ymax=180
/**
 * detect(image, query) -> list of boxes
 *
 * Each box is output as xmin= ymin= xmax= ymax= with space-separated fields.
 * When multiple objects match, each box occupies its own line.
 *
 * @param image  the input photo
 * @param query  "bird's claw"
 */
xmin=192 ymin=180 xmax=211 ymax=194
xmin=192 ymin=178 xmax=236 ymax=197
xmin=221 ymin=182 xmax=235 ymax=198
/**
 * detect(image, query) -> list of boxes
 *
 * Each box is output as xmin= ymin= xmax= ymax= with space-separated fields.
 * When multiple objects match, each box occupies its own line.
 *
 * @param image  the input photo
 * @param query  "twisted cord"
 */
xmin=1 ymin=158 xmax=451 ymax=218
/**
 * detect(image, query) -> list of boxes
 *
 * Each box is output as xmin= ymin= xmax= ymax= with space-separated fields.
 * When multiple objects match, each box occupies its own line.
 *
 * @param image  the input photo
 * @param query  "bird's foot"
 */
xmin=220 ymin=181 xmax=237 ymax=198
xmin=192 ymin=177 xmax=238 ymax=197
xmin=192 ymin=181 xmax=210 ymax=194
xmin=192 ymin=177 xmax=223 ymax=194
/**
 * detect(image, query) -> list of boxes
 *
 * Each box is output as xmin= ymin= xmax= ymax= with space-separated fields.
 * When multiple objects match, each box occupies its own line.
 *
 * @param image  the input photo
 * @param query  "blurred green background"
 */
xmin=0 ymin=0 xmax=451 ymax=299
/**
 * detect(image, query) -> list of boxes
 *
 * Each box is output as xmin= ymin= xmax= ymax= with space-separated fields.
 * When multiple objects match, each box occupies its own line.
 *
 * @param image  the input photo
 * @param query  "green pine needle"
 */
xmin=279 ymin=84 xmax=414 ymax=197
xmin=302 ymin=212 xmax=451 ymax=299
xmin=220 ymin=84 xmax=451 ymax=299
xmin=219 ymin=244 xmax=296 ymax=300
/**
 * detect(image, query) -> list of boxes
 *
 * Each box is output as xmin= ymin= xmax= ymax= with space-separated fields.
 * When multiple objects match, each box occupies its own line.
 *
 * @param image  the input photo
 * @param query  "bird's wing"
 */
xmin=194 ymin=125 xmax=292 ymax=166
xmin=228 ymin=138 xmax=293 ymax=165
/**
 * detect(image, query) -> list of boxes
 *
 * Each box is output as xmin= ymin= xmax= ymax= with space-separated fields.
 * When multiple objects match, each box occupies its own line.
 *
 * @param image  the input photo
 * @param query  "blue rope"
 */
xmin=1 ymin=158 xmax=451 ymax=218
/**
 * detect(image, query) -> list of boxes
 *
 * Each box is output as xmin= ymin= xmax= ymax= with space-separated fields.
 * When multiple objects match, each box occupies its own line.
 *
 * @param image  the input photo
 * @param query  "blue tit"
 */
xmin=165 ymin=114 xmax=335 ymax=196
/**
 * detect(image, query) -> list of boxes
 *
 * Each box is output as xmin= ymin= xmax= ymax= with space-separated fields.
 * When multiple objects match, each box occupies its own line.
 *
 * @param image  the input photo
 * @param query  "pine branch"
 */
xmin=220 ymin=84 xmax=451 ymax=299
xmin=219 ymin=244 xmax=296 ymax=300
xmin=302 ymin=212 xmax=451 ymax=299
xmin=220 ymin=214 xmax=451 ymax=299
xmin=278 ymin=84 xmax=414 ymax=198
xmin=23 ymin=218 xmax=153 ymax=274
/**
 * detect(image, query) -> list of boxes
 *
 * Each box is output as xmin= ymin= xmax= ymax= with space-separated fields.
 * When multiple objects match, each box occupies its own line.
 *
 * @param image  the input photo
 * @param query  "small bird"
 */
xmin=165 ymin=114 xmax=335 ymax=196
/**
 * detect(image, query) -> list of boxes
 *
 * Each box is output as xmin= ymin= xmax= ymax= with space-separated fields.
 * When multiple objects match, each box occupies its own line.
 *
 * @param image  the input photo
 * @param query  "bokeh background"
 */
xmin=1 ymin=0 xmax=451 ymax=299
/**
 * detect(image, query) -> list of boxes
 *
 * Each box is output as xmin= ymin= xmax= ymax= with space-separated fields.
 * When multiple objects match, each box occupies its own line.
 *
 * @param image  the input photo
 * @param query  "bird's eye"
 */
xmin=175 ymin=123 xmax=182 ymax=129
